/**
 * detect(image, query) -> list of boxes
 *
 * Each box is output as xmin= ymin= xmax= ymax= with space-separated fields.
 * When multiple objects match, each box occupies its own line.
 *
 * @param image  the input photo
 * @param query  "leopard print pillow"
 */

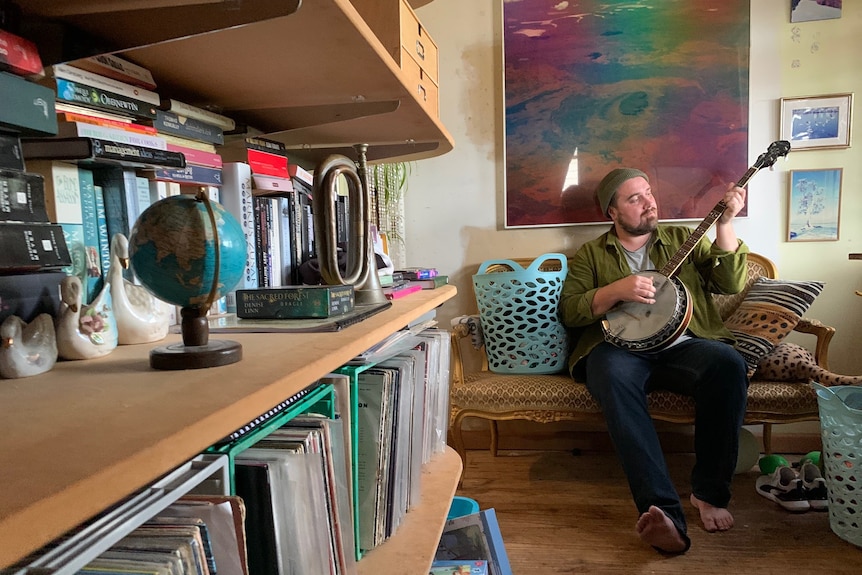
xmin=754 ymin=342 xmax=862 ymax=386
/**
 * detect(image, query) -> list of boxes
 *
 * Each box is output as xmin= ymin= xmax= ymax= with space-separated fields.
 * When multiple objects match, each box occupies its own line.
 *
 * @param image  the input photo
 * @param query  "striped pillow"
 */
xmin=724 ymin=277 xmax=825 ymax=374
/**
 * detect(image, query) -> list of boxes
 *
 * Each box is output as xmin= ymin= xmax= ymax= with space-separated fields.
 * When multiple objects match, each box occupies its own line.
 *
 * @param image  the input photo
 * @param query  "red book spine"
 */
xmin=0 ymin=29 xmax=43 ymax=77
xmin=245 ymin=148 xmax=288 ymax=178
xmin=166 ymin=143 xmax=223 ymax=168
xmin=57 ymin=112 xmax=158 ymax=135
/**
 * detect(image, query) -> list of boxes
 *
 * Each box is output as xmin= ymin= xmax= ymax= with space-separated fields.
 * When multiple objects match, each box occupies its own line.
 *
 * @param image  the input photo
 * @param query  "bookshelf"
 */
xmin=0 ymin=285 xmax=459 ymax=571
xmin=16 ymin=0 xmax=454 ymax=165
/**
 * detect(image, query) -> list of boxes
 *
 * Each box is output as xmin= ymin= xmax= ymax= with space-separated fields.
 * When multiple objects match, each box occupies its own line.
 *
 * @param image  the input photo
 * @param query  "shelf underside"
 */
xmin=17 ymin=0 xmax=453 ymax=164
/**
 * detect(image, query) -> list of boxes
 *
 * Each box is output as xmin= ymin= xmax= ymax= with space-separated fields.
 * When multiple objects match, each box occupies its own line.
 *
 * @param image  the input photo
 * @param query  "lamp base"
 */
xmin=149 ymin=339 xmax=242 ymax=370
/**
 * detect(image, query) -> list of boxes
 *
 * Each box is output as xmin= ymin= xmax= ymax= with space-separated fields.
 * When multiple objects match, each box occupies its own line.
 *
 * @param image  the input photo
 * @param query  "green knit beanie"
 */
xmin=596 ymin=168 xmax=649 ymax=216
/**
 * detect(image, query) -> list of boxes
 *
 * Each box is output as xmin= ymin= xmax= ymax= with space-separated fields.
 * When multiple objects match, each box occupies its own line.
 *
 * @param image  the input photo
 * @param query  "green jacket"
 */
xmin=560 ymin=225 xmax=750 ymax=376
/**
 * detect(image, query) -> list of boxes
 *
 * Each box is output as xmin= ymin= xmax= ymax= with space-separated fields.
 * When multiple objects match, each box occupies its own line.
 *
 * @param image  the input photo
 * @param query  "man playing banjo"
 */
xmin=560 ymin=168 xmax=750 ymax=554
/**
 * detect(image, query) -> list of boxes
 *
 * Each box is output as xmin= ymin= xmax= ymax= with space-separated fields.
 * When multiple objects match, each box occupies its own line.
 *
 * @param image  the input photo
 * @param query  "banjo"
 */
xmin=601 ymin=140 xmax=791 ymax=352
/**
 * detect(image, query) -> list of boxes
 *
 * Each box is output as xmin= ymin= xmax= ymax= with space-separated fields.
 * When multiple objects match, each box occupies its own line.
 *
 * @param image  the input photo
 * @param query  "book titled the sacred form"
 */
xmin=236 ymin=284 xmax=355 ymax=319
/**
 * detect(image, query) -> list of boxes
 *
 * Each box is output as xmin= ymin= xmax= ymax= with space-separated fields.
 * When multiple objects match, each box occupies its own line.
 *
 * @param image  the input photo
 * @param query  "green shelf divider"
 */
xmin=206 ymin=382 xmax=335 ymax=495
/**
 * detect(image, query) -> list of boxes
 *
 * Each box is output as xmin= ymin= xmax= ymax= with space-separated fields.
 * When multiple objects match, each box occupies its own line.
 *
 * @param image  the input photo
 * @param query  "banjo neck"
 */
xmin=658 ymin=163 xmax=763 ymax=279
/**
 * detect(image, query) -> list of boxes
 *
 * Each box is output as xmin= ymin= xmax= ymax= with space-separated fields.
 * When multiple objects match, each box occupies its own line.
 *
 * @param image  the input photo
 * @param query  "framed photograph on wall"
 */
xmin=780 ymin=93 xmax=853 ymax=150
xmin=790 ymin=0 xmax=842 ymax=23
xmin=787 ymin=168 xmax=842 ymax=242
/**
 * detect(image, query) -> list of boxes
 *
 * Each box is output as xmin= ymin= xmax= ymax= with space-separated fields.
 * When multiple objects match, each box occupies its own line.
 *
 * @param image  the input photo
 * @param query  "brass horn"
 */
xmin=311 ymin=145 xmax=387 ymax=305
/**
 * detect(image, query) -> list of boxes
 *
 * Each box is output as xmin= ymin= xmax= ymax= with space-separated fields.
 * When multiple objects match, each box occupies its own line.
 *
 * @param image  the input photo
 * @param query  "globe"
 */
xmin=128 ymin=192 xmax=246 ymax=370
xmin=129 ymin=194 xmax=246 ymax=309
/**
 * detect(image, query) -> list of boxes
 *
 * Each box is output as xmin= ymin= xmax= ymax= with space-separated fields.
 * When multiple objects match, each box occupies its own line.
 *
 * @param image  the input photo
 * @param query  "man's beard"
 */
xmin=618 ymin=211 xmax=658 ymax=236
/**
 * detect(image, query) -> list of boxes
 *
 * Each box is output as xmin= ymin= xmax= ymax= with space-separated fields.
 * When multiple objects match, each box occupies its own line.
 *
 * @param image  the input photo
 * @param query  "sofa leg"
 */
xmin=490 ymin=420 xmax=499 ymax=457
xmin=762 ymin=423 xmax=773 ymax=454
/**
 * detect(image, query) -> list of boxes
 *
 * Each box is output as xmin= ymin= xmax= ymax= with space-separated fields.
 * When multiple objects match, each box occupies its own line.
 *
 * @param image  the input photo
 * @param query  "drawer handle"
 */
xmin=417 ymin=83 xmax=427 ymax=102
xmin=415 ymin=39 xmax=425 ymax=61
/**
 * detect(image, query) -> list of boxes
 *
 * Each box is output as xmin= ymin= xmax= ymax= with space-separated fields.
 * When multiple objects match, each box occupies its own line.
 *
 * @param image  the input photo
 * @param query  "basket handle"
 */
xmin=476 ymin=259 xmax=525 ymax=275
xmin=527 ymin=253 xmax=567 ymax=273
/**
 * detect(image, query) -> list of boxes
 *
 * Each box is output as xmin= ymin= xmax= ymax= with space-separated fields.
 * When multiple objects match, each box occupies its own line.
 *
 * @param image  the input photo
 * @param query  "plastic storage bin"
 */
xmin=472 ymin=253 xmax=568 ymax=374
xmin=813 ymin=382 xmax=862 ymax=548
xmin=447 ymin=496 xmax=480 ymax=520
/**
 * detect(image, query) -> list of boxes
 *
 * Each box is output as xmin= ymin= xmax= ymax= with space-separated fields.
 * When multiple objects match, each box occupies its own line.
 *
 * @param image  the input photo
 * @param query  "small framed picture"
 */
xmin=791 ymin=0 xmax=842 ymax=23
xmin=780 ymin=93 xmax=853 ymax=150
xmin=787 ymin=168 xmax=842 ymax=242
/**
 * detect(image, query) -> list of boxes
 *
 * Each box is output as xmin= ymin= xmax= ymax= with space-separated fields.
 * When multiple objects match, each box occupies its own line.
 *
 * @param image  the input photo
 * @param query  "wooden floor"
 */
xmin=455 ymin=450 xmax=862 ymax=574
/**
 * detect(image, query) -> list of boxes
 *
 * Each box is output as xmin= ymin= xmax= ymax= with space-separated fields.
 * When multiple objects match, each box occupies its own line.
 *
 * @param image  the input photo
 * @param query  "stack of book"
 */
xmin=0 ymin=27 xmax=70 ymax=324
xmin=382 ymin=267 xmax=448 ymax=300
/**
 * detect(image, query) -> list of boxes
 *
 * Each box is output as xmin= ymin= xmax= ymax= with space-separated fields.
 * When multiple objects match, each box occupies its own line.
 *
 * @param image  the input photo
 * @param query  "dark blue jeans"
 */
xmin=583 ymin=338 xmax=748 ymax=540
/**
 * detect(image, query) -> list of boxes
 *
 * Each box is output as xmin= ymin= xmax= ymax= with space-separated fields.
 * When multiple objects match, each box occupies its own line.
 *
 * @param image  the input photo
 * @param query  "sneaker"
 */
xmin=800 ymin=461 xmax=828 ymax=511
xmin=755 ymin=465 xmax=810 ymax=512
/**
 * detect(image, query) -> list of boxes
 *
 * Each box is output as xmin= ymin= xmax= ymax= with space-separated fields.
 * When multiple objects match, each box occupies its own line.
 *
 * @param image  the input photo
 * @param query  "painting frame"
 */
xmin=787 ymin=168 xmax=842 ymax=242
xmin=780 ymin=93 xmax=853 ymax=150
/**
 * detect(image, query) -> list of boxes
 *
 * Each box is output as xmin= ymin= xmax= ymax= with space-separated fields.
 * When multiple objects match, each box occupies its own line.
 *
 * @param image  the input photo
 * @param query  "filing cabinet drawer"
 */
xmin=401 ymin=46 xmax=438 ymax=117
xmin=398 ymin=0 xmax=438 ymax=82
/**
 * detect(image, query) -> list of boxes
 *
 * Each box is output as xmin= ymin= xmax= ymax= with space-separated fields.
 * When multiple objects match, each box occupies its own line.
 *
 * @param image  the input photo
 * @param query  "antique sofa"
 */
xmin=449 ymin=253 xmax=859 ymax=472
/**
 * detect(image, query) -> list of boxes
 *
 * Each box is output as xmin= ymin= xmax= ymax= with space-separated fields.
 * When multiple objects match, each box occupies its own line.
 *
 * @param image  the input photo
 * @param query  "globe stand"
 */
xmin=149 ymin=306 xmax=242 ymax=370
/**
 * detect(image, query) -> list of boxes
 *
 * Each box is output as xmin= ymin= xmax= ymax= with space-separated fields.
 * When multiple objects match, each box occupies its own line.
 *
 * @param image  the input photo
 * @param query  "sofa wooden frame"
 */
xmin=449 ymin=253 xmax=836 ymax=471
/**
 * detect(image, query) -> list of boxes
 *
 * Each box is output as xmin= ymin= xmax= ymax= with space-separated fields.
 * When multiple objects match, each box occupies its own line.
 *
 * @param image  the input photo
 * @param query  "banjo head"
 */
xmin=602 ymin=271 xmax=692 ymax=351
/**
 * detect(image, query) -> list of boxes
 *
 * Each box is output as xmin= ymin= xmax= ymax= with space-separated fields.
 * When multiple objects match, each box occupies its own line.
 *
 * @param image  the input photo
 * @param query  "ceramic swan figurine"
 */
xmin=109 ymin=233 xmax=170 ymax=345
xmin=0 ymin=314 xmax=58 ymax=378
xmin=55 ymin=275 xmax=118 ymax=360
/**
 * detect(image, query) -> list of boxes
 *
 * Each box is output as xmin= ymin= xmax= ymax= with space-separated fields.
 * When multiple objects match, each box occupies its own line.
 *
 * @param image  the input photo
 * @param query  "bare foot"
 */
xmin=690 ymin=494 xmax=734 ymax=532
xmin=635 ymin=505 xmax=688 ymax=553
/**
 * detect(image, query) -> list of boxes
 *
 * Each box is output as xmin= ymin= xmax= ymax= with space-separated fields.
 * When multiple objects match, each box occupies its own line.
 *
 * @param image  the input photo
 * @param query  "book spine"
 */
xmin=220 ymin=163 xmax=258 ymax=311
xmin=267 ymin=197 xmax=282 ymax=287
xmin=235 ymin=285 xmax=355 ymax=319
xmin=165 ymin=143 xmax=222 ymax=168
xmin=251 ymin=174 xmax=293 ymax=194
xmin=0 ymin=131 xmax=24 ymax=171
xmin=48 ymin=63 xmax=160 ymax=105
xmin=0 ymin=221 xmax=72 ymax=271
xmin=288 ymin=163 xmax=313 ymax=188
xmin=0 ymin=71 xmax=57 ymax=136
xmin=54 ymin=78 xmax=158 ymax=119
xmin=0 ymin=271 xmax=66 ymax=323
xmin=253 ymin=195 xmax=271 ymax=287
xmin=151 ymin=110 xmax=224 ymax=145
xmin=288 ymin=190 xmax=303 ymax=284
xmin=26 ymin=160 xmax=83 ymax=224
xmin=241 ymin=136 xmax=287 ymax=156
xmin=94 ymin=168 xmax=130 ymax=247
xmin=57 ymin=111 xmax=158 ymax=134
xmin=22 ymin=137 xmax=186 ymax=168
xmin=152 ymin=165 xmax=223 ymax=187
xmin=60 ymin=222 xmax=86 ymax=288
xmin=0 ymin=28 xmax=43 ymax=77
xmin=77 ymin=167 xmax=103 ymax=303
xmin=277 ymin=197 xmax=295 ymax=286
xmin=160 ymin=98 xmax=236 ymax=131
xmin=57 ymin=121 xmax=168 ymax=149
xmin=220 ymin=146 xmax=287 ymax=177
xmin=75 ymin=54 xmax=157 ymax=90
xmin=0 ymin=168 xmax=48 ymax=222
xmin=92 ymin=183 xmax=111 ymax=290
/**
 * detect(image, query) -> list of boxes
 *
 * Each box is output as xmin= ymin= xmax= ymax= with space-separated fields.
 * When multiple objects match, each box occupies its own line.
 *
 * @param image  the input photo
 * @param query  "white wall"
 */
xmin=411 ymin=0 xmax=862 ymax=375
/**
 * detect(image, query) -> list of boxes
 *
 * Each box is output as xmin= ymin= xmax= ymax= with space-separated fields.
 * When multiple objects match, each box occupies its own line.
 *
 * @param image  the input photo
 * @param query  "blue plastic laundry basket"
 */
xmin=814 ymin=382 xmax=862 ymax=548
xmin=472 ymin=253 xmax=569 ymax=374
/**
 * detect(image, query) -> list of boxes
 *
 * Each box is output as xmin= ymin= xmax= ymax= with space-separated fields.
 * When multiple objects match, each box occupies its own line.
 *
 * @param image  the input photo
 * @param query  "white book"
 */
xmin=74 ymin=53 xmax=157 ymax=89
xmin=56 ymin=121 xmax=167 ymax=150
xmin=49 ymin=63 xmax=161 ymax=105
xmin=25 ymin=160 xmax=83 ymax=224
xmin=160 ymin=98 xmax=236 ymax=131
xmin=251 ymin=174 xmax=294 ymax=194
xmin=220 ymin=162 xmax=259 ymax=303
xmin=55 ymin=102 xmax=133 ymax=123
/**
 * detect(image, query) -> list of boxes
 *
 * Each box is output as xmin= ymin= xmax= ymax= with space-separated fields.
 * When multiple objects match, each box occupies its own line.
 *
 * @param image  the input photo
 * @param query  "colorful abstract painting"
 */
xmin=503 ymin=0 xmax=750 ymax=227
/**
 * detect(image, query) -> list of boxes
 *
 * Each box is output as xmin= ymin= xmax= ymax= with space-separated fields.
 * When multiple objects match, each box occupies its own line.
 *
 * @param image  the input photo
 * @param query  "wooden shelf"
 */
xmin=0 ymin=285 xmax=457 ymax=569
xmin=16 ymin=0 xmax=454 ymax=164
xmin=357 ymin=447 xmax=462 ymax=575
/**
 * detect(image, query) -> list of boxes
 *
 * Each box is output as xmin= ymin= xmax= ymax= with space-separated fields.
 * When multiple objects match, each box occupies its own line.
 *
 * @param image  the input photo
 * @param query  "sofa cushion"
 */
xmin=724 ymin=277 xmax=824 ymax=374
